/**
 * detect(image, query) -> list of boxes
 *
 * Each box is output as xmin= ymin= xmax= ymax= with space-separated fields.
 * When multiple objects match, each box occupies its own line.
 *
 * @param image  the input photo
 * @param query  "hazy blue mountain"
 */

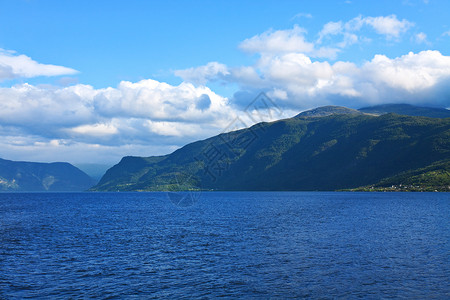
xmin=75 ymin=163 xmax=113 ymax=182
xmin=92 ymin=105 xmax=450 ymax=192
xmin=0 ymin=158 xmax=96 ymax=191
xmin=358 ymin=103 xmax=450 ymax=118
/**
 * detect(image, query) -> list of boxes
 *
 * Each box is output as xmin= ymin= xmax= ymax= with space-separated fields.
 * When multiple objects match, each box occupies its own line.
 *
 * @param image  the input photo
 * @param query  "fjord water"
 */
xmin=1 ymin=192 xmax=449 ymax=298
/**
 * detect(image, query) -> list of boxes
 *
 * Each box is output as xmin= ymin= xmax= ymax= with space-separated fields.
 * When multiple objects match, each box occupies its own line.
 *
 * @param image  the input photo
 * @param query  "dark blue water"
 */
xmin=1 ymin=192 xmax=449 ymax=298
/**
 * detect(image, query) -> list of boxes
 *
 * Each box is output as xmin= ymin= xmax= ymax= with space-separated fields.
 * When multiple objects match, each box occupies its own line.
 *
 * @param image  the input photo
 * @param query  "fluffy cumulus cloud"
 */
xmin=359 ymin=51 xmax=450 ymax=101
xmin=362 ymin=15 xmax=413 ymax=38
xmin=174 ymin=62 xmax=229 ymax=85
xmin=0 ymin=77 xmax=244 ymax=163
xmin=0 ymin=49 xmax=78 ymax=80
xmin=92 ymin=79 xmax=230 ymax=122
xmin=178 ymin=50 xmax=450 ymax=109
xmin=240 ymin=25 xmax=314 ymax=54
xmin=239 ymin=25 xmax=340 ymax=59
xmin=177 ymin=15 xmax=449 ymax=110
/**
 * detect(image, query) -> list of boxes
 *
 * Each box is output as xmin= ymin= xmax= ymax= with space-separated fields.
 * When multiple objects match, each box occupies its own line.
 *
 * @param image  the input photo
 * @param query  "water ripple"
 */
xmin=0 ymin=192 xmax=449 ymax=298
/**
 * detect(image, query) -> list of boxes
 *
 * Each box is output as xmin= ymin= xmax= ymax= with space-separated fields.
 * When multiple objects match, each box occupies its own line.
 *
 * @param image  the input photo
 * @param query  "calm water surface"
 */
xmin=0 ymin=192 xmax=449 ymax=298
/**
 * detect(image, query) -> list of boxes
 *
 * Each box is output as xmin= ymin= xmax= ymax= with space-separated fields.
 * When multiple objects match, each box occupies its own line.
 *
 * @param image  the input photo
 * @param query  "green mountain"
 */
xmin=0 ymin=158 xmax=96 ymax=191
xmin=296 ymin=105 xmax=363 ymax=118
xmin=359 ymin=103 xmax=450 ymax=118
xmin=92 ymin=105 xmax=450 ymax=192
xmin=349 ymin=159 xmax=450 ymax=192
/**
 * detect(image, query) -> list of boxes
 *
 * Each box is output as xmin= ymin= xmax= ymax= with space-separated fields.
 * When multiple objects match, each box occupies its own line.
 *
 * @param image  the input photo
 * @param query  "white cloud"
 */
xmin=239 ymin=25 xmax=315 ymax=54
xmin=175 ymin=17 xmax=441 ymax=111
xmin=0 ymin=77 xmax=242 ymax=163
xmin=267 ymin=88 xmax=288 ymax=100
xmin=343 ymin=15 xmax=365 ymax=32
xmin=237 ymin=25 xmax=342 ymax=59
xmin=237 ymin=15 xmax=414 ymax=60
xmin=93 ymin=79 xmax=230 ymax=122
xmin=0 ymin=83 xmax=96 ymax=128
xmin=69 ymin=123 xmax=119 ymax=137
xmin=292 ymin=12 xmax=312 ymax=20
xmin=0 ymin=49 xmax=78 ymax=80
xmin=442 ymin=30 xmax=450 ymax=37
xmin=318 ymin=15 xmax=413 ymax=49
xmin=362 ymin=15 xmax=413 ymax=38
xmin=174 ymin=62 xmax=229 ymax=85
xmin=0 ymin=134 xmax=178 ymax=165
xmin=414 ymin=32 xmax=428 ymax=44
xmin=318 ymin=21 xmax=343 ymax=42
xmin=180 ymin=50 xmax=450 ymax=109
xmin=143 ymin=120 xmax=210 ymax=137
xmin=337 ymin=33 xmax=359 ymax=48
xmin=361 ymin=51 xmax=450 ymax=93
xmin=229 ymin=66 xmax=263 ymax=87
xmin=263 ymin=53 xmax=334 ymax=88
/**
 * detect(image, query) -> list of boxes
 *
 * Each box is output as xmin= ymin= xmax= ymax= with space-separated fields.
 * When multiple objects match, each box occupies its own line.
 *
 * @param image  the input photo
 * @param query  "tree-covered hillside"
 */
xmin=92 ymin=107 xmax=450 ymax=191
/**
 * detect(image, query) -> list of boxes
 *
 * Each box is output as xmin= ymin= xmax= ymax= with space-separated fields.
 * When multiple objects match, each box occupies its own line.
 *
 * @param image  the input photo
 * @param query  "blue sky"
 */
xmin=0 ymin=0 xmax=450 ymax=165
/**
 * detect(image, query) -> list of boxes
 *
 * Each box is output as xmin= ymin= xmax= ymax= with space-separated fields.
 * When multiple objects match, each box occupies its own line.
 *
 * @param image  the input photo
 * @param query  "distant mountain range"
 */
xmin=359 ymin=104 xmax=450 ymax=118
xmin=92 ymin=104 xmax=450 ymax=192
xmin=0 ymin=158 xmax=95 ymax=191
xmin=75 ymin=163 xmax=113 ymax=181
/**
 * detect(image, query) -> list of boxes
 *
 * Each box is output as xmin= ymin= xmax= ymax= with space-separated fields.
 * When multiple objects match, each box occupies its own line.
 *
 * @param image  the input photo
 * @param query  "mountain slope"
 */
xmin=295 ymin=106 xmax=363 ymax=118
xmin=358 ymin=104 xmax=450 ymax=118
xmin=349 ymin=159 xmax=450 ymax=191
xmin=0 ymin=158 xmax=96 ymax=191
xmin=92 ymin=109 xmax=450 ymax=191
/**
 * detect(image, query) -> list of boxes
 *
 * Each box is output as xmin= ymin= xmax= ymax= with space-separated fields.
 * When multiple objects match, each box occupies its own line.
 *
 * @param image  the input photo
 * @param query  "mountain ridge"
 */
xmin=0 ymin=158 xmax=96 ymax=191
xmin=92 ymin=103 xmax=450 ymax=192
xmin=358 ymin=103 xmax=450 ymax=118
xmin=295 ymin=106 xmax=363 ymax=118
